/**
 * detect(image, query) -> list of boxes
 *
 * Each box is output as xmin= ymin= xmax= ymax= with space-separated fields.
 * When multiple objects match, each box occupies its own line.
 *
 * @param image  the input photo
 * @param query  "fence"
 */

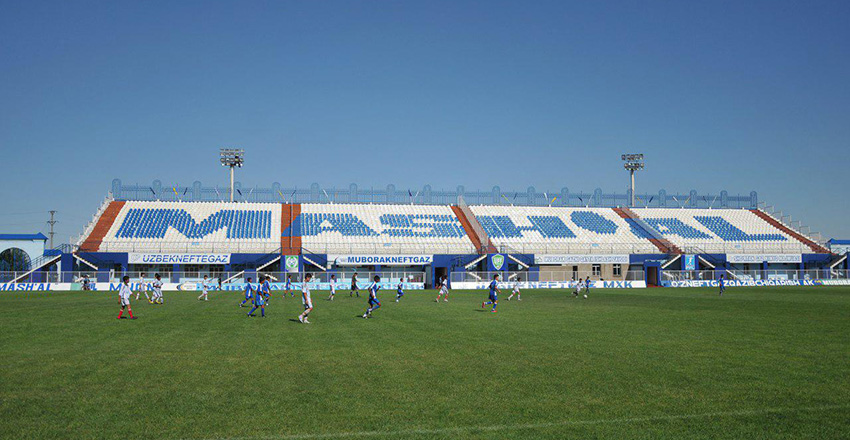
xmin=450 ymin=270 xmax=645 ymax=283
xmin=0 ymin=271 xmax=428 ymax=285
xmin=662 ymin=269 xmax=850 ymax=282
xmin=678 ymin=243 xmax=811 ymax=255
xmin=110 ymin=179 xmax=758 ymax=209
xmin=94 ymin=241 xmax=281 ymax=254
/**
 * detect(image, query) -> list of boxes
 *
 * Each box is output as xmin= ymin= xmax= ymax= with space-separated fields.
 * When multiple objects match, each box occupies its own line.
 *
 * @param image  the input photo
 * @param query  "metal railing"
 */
xmin=0 ymin=271 xmax=428 ymax=285
xmin=677 ymin=243 xmax=811 ymax=255
xmin=110 ymin=179 xmax=759 ymax=209
xmin=94 ymin=241 xmax=282 ymax=254
xmin=450 ymin=270 xmax=645 ymax=283
xmin=662 ymin=269 xmax=850 ymax=282
xmin=757 ymin=202 xmax=827 ymax=247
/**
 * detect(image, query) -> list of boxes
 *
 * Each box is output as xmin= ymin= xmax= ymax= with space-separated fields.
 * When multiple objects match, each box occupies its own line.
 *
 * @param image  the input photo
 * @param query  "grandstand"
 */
xmin=469 ymin=205 xmax=659 ymax=255
xmin=296 ymin=203 xmax=476 ymax=255
xmin=81 ymin=201 xmax=280 ymax=254
xmin=2 ymin=179 xmax=844 ymax=288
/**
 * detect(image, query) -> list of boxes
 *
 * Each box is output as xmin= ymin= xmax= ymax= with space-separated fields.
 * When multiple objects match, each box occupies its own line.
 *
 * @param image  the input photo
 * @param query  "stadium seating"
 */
xmin=297 ymin=203 xmax=475 ymax=255
xmin=469 ymin=206 xmax=660 ymax=254
xmin=81 ymin=200 xmax=817 ymax=257
xmin=631 ymin=208 xmax=807 ymax=254
xmin=96 ymin=201 xmax=281 ymax=253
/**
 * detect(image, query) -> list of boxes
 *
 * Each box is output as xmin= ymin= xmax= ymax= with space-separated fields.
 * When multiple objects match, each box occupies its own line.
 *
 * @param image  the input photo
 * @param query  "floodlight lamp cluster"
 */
xmin=220 ymin=148 xmax=244 ymax=167
xmin=622 ymin=153 xmax=644 ymax=171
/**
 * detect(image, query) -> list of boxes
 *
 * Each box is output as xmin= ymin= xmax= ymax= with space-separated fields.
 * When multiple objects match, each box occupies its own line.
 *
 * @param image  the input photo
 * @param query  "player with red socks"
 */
xmin=117 ymin=275 xmax=137 ymax=319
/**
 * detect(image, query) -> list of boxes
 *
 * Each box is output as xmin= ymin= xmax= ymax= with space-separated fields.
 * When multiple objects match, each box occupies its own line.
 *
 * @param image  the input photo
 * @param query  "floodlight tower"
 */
xmin=621 ymin=154 xmax=645 ymax=207
xmin=220 ymin=148 xmax=244 ymax=202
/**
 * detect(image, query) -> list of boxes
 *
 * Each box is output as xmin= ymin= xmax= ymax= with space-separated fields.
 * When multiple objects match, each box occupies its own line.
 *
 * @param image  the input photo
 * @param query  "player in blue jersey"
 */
xmin=261 ymin=275 xmax=272 ymax=304
xmin=362 ymin=275 xmax=381 ymax=318
xmin=718 ymin=274 xmax=725 ymax=296
xmin=285 ymin=275 xmax=294 ymax=298
xmin=239 ymin=277 xmax=255 ymax=308
xmin=482 ymin=274 xmax=500 ymax=313
xmin=395 ymin=280 xmax=404 ymax=302
xmin=247 ymin=278 xmax=266 ymax=318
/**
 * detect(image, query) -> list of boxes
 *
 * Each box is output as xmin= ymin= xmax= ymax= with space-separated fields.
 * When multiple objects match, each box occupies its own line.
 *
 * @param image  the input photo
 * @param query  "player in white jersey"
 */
xmin=152 ymin=273 xmax=164 ymax=304
xmin=573 ymin=278 xmax=582 ymax=298
xmin=198 ymin=275 xmax=210 ymax=301
xmin=135 ymin=272 xmax=151 ymax=302
xmin=117 ymin=276 xmax=137 ymax=319
xmin=435 ymin=275 xmax=449 ymax=302
xmin=327 ymin=274 xmax=337 ymax=301
xmin=507 ymin=277 xmax=522 ymax=301
xmin=298 ymin=274 xmax=314 ymax=324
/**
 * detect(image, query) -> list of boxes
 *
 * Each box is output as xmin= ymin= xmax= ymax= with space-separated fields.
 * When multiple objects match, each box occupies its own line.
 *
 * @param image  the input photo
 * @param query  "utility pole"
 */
xmin=47 ymin=210 xmax=58 ymax=249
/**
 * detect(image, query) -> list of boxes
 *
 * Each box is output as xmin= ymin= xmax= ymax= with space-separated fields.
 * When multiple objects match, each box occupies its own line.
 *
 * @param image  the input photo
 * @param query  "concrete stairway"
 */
xmin=79 ymin=201 xmax=125 ymax=252
xmin=280 ymin=203 xmax=302 ymax=255
xmin=751 ymin=209 xmax=830 ymax=253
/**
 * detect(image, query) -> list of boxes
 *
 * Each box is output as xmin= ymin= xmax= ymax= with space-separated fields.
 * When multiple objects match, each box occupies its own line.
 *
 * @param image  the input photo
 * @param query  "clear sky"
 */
xmin=1 ymin=0 xmax=848 ymax=243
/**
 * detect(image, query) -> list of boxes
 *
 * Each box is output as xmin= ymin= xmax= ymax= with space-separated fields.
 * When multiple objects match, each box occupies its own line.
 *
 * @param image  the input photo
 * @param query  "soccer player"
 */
xmin=435 ymin=275 xmax=449 ymax=302
xmin=82 ymin=274 xmax=91 ymax=291
xmin=135 ymin=272 xmax=151 ymax=302
xmin=298 ymin=273 xmax=313 ymax=324
xmin=262 ymin=275 xmax=272 ymax=303
xmin=285 ymin=275 xmax=294 ymax=298
xmin=198 ymin=275 xmax=210 ymax=301
xmin=239 ymin=277 xmax=255 ymax=307
xmin=362 ymin=275 xmax=381 ymax=318
xmin=584 ymin=276 xmax=591 ymax=298
xmin=117 ymin=275 xmax=137 ymax=319
xmin=327 ymin=274 xmax=337 ymax=301
xmin=573 ymin=277 xmax=582 ymax=298
xmin=482 ymin=274 xmax=500 ymax=313
xmin=718 ymin=274 xmax=725 ymax=296
xmin=247 ymin=279 xmax=266 ymax=318
xmin=350 ymin=273 xmax=360 ymax=297
xmin=151 ymin=273 xmax=164 ymax=304
xmin=507 ymin=276 xmax=522 ymax=301
xmin=396 ymin=280 xmax=404 ymax=302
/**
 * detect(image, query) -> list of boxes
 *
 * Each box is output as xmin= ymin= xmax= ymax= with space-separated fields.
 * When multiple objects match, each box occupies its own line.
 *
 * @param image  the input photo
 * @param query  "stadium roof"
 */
xmin=0 ymin=233 xmax=48 ymax=241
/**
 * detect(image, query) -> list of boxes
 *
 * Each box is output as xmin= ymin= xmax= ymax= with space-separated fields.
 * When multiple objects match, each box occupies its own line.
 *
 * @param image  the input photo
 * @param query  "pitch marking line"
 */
xmin=187 ymin=404 xmax=850 ymax=440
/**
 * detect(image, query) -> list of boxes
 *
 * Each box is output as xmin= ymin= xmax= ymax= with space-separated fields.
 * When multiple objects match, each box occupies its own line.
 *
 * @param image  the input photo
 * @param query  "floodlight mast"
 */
xmin=220 ymin=148 xmax=244 ymax=202
xmin=621 ymin=154 xmax=645 ymax=207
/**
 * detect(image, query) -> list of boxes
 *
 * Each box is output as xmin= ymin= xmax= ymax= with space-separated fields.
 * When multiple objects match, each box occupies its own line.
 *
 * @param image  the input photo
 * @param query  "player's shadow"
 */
xmin=288 ymin=319 xmax=302 ymax=324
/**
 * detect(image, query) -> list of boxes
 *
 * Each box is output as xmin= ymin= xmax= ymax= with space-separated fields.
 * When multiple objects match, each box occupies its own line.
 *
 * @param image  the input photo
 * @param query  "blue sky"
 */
xmin=1 ymin=0 xmax=848 ymax=242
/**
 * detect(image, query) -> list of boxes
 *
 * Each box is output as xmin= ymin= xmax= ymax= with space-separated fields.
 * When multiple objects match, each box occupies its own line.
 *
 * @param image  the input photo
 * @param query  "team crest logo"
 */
xmin=491 ymin=254 xmax=505 ymax=270
xmin=285 ymin=256 xmax=299 ymax=271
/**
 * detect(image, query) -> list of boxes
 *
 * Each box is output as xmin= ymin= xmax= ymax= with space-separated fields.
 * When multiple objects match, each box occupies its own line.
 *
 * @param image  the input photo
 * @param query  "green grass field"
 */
xmin=1 ymin=287 xmax=848 ymax=439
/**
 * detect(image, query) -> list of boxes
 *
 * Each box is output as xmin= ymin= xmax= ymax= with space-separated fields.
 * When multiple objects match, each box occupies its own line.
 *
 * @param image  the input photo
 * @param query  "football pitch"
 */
xmin=1 ymin=287 xmax=848 ymax=439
